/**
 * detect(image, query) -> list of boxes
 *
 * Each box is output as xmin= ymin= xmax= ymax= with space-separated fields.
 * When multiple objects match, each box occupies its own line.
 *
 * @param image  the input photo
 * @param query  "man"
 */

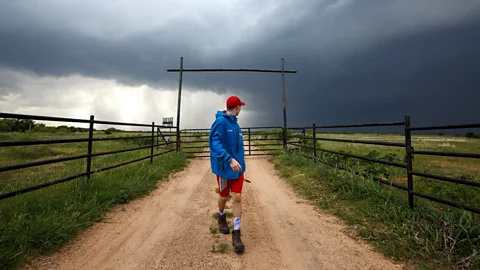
xmin=208 ymin=95 xmax=246 ymax=253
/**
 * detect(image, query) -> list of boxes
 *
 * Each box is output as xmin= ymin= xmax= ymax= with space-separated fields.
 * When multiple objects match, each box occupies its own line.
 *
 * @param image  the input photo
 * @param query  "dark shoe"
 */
xmin=232 ymin=229 xmax=245 ymax=253
xmin=218 ymin=214 xmax=230 ymax=234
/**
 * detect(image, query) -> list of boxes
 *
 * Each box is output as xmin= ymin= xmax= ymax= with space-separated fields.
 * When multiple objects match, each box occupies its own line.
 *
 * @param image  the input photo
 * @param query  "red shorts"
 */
xmin=216 ymin=174 xmax=244 ymax=198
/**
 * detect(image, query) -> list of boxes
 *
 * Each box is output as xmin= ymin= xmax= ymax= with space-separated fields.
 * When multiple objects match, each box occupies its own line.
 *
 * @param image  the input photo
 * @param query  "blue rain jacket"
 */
xmin=209 ymin=110 xmax=245 ymax=180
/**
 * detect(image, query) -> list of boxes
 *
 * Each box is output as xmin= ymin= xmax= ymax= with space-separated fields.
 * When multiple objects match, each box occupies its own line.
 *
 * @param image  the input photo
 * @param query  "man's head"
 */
xmin=226 ymin=96 xmax=245 ymax=116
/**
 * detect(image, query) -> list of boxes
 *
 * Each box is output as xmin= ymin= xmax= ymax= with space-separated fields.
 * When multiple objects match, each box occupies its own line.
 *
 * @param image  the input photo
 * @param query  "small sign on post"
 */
xmin=162 ymin=117 xmax=174 ymax=143
xmin=163 ymin=117 xmax=174 ymax=126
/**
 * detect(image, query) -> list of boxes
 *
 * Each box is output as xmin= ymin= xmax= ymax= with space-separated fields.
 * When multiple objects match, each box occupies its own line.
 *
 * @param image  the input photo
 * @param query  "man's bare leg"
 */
xmin=218 ymin=196 xmax=228 ymax=213
xmin=232 ymin=192 xmax=242 ymax=222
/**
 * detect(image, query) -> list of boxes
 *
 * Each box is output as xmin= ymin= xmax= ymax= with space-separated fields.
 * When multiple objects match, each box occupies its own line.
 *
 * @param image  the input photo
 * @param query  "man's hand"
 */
xmin=230 ymin=158 xmax=242 ymax=172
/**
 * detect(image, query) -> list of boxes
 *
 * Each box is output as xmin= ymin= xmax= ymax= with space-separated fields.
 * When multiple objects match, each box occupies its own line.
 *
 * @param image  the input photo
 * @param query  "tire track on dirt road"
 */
xmin=23 ymin=157 xmax=400 ymax=270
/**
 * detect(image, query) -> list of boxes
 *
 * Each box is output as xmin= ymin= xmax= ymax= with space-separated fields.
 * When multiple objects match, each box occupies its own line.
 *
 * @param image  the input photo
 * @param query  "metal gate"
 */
xmin=179 ymin=127 xmax=285 ymax=158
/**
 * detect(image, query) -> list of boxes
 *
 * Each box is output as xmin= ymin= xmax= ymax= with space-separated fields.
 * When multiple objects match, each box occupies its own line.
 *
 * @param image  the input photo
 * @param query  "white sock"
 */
xmin=234 ymin=217 xmax=240 ymax=230
xmin=219 ymin=210 xmax=224 ymax=216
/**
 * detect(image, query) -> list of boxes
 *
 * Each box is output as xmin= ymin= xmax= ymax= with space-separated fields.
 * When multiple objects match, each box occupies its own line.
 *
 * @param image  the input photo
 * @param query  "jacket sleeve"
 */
xmin=210 ymin=119 xmax=233 ymax=163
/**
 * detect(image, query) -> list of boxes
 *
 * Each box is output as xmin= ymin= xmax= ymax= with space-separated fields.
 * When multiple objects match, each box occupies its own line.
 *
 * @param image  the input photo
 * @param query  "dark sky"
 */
xmin=1 ymin=0 xmax=479 ymax=131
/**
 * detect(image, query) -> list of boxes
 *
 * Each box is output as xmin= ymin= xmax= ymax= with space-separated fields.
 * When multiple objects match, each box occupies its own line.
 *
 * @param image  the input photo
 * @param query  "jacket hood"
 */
xmin=215 ymin=110 xmax=237 ymax=121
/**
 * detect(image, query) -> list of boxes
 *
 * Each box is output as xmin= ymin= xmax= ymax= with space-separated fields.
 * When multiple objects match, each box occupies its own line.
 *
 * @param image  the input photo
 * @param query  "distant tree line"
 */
xmin=0 ymin=118 xmax=143 ymax=135
xmin=0 ymin=118 xmax=94 ymax=133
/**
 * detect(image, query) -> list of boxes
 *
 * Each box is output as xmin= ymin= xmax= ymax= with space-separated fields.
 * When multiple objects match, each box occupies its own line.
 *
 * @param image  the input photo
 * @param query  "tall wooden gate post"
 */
xmin=281 ymin=58 xmax=288 ymax=149
xmin=175 ymin=57 xmax=184 ymax=152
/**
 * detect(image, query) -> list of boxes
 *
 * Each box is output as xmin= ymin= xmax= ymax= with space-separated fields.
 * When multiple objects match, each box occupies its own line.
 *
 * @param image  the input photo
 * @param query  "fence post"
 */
xmin=86 ymin=115 xmax=94 ymax=179
xmin=312 ymin=123 xmax=316 ymax=164
xmin=303 ymin=128 xmax=306 ymax=149
xmin=156 ymin=127 xmax=159 ymax=150
xmin=404 ymin=115 xmax=414 ymax=209
xmin=248 ymin=128 xmax=251 ymax=155
xmin=176 ymin=127 xmax=181 ymax=151
xmin=150 ymin=122 xmax=155 ymax=164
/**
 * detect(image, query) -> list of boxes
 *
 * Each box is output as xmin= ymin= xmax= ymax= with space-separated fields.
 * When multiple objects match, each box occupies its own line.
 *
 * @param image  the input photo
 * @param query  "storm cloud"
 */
xmin=1 ymin=0 xmax=479 ymax=130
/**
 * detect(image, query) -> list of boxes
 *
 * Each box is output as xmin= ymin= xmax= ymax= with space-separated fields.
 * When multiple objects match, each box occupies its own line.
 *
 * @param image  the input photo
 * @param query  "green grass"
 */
xmin=0 ymin=132 xmax=188 ymax=270
xmin=257 ymin=131 xmax=480 ymax=211
xmin=218 ymin=243 xmax=228 ymax=253
xmin=209 ymin=226 xmax=218 ymax=234
xmin=209 ymin=214 xmax=230 ymax=254
xmin=262 ymin=131 xmax=480 ymax=269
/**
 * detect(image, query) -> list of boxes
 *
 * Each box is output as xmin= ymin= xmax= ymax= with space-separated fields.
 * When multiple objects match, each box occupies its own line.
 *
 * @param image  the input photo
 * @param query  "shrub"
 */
xmin=465 ymin=132 xmax=479 ymax=138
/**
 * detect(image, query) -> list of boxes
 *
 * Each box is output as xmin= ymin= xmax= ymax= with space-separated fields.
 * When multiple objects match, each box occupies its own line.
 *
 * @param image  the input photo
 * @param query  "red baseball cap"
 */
xmin=226 ymin=96 xmax=246 ymax=108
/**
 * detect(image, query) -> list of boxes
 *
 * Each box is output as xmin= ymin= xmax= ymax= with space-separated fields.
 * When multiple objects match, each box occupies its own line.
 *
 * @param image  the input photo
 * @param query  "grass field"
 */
xmin=2 ymin=129 xmax=479 ymax=269
xmin=0 ymin=131 xmax=187 ymax=270
xmin=286 ymin=132 xmax=480 ymax=210
xmin=256 ymin=131 xmax=480 ymax=269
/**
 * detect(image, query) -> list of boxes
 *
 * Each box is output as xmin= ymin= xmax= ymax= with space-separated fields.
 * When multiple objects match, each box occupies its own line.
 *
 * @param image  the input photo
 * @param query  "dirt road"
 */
xmin=24 ymin=156 xmax=400 ymax=270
